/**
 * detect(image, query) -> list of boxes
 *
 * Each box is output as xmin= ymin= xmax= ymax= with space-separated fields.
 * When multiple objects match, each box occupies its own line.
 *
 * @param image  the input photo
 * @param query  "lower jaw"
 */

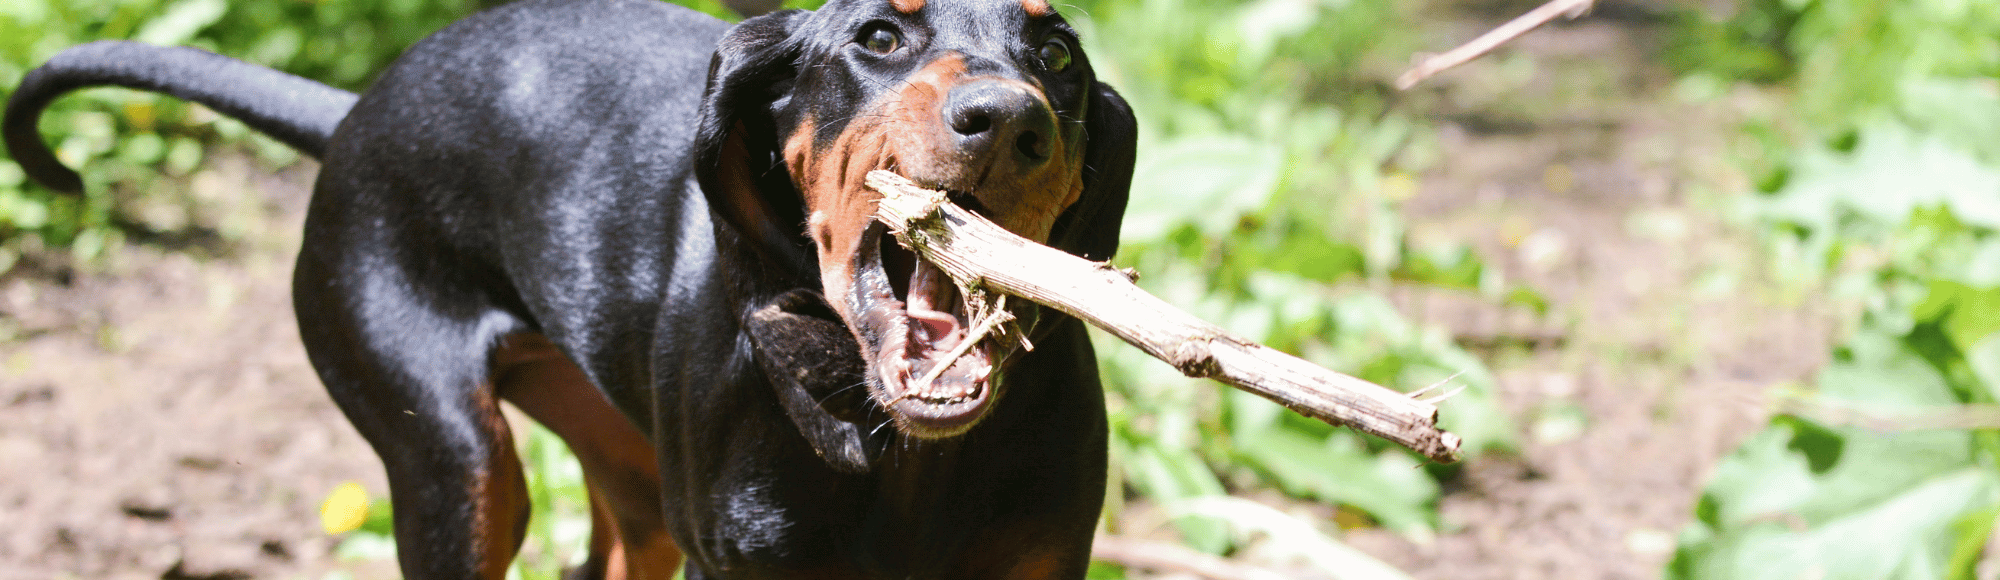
xmin=851 ymin=224 xmax=999 ymax=438
xmin=861 ymin=316 xmax=998 ymax=438
xmin=886 ymin=398 xmax=991 ymax=439
xmin=872 ymin=354 xmax=996 ymax=439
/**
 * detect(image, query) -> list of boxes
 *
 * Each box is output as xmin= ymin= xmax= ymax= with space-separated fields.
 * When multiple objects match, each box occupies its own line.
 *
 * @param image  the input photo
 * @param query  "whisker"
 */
xmin=814 ymin=381 xmax=871 ymax=406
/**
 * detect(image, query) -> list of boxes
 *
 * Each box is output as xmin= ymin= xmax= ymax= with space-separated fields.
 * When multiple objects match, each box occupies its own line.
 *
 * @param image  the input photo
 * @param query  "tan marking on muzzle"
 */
xmin=887 ymin=70 xmax=1086 ymax=245
xmin=783 ymin=55 xmax=968 ymax=322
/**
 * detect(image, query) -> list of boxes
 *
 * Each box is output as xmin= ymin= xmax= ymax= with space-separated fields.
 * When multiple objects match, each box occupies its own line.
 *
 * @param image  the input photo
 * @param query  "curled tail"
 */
xmin=3 ymin=41 xmax=359 ymax=193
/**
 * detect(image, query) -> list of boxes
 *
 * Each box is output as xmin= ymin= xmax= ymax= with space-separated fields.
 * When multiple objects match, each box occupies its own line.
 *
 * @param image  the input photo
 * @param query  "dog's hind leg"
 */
xmin=493 ymin=333 xmax=682 ymax=580
xmin=292 ymin=252 xmax=532 ymax=580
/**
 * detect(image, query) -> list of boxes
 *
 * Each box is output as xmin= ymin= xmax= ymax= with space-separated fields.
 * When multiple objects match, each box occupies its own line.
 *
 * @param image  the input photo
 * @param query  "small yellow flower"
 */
xmin=320 ymin=481 xmax=370 ymax=534
xmin=1381 ymin=171 xmax=1420 ymax=202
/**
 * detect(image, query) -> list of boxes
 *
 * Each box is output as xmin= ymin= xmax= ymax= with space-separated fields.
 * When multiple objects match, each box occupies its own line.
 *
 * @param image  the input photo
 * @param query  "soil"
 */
xmin=0 ymin=2 xmax=1835 ymax=579
xmin=1340 ymin=4 xmax=1836 ymax=579
xmin=0 ymin=158 xmax=384 ymax=580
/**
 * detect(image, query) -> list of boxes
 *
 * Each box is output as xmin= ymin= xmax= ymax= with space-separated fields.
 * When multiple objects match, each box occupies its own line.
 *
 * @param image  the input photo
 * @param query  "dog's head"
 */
xmin=695 ymin=0 xmax=1135 ymax=441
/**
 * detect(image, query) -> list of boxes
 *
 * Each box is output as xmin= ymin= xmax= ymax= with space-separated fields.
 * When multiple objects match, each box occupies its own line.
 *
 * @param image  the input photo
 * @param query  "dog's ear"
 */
xmin=695 ymin=10 xmax=813 ymax=275
xmin=1046 ymin=82 xmax=1137 ymax=263
xmin=745 ymin=289 xmax=879 ymax=474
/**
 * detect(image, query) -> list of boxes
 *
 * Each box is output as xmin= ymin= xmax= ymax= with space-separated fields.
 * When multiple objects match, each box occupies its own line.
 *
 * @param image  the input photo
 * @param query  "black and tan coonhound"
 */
xmin=3 ymin=0 xmax=1137 ymax=577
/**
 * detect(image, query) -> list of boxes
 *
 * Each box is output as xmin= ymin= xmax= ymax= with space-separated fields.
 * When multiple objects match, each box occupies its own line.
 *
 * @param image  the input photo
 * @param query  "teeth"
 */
xmin=903 ymin=360 xmax=991 ymax=406
xmin=876 ymin=244 xmax=999 ymax=412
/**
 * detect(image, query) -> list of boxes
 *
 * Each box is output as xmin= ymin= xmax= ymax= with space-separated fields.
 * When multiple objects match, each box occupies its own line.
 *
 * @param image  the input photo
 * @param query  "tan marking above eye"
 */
xmin=1021 ymin=0 xmax=1053 ymax=18
xmin=892 ymin=0 xmax=924 ymax=14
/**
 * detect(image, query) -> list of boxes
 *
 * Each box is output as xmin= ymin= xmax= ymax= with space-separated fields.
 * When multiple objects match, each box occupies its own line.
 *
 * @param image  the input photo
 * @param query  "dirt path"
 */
xmin=1341 ymin=5 xmax=1834 ymax=579
xmin=0 ymin=159 xmax=384 ymax=580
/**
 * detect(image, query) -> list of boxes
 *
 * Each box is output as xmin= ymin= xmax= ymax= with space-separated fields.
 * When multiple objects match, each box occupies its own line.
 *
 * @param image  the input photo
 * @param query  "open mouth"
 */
xmin=850 ymin=207 xmax=1002 ymax=439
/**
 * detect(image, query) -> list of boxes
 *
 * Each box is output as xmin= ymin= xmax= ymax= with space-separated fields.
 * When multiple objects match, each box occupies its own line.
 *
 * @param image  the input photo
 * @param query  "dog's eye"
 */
xmin=1035 ymin=37 xmax=1072 ymax=72
xmin=859 ymin=24 xmax=901 ymax=54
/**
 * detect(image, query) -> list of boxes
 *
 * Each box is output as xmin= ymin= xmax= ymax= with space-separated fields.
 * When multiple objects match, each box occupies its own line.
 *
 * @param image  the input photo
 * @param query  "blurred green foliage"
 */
xmin=1671 ymin=208 xmax=2000 ymax=579
xmin=1669 ymin=0 xmax=2000 ymax=128
xmin=0 ymin=0 xmax=514 ymax=269
xmin=1069 ymin=0 xmax=1514 ymax=569
xmin=1668 ymin=1 xmax=2000 ymax=578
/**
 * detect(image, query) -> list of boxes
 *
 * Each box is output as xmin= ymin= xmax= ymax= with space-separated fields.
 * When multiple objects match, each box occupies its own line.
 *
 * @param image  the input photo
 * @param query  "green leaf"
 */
xmin=133 ymin=0 xmax=227 ymax=46
xmin=1258 ymin=226 xmax=1367 ymax=284
xmin=1234 ymin=427 xmax=1436 ymax=534
xmin=1816 ymin=332 xmax=1956 ymax=409
xmin=1965 ymin=335 xmax=2000 ymax=402
xmin=1945 ymin=504 xmax=2000 ymax=580
xmin=1085 ymin=561 xmax=1129 ymax=580
xmin=1126 ymin=443 xmax=1230 ymax=553
xmin=1677 ymin=468 xmax=1998 ymax=580
xmin=1122 ymin=135 xmax=1284 ymax=241
xmin=1772 ymin=415 xmax=1843 ymax=474
xmin=1932 ymin=282 xmax=2000 ymax=354
xmin=1675 ymin=338 xmax=1996 ymax=580
xmin=1695 ymin=428 xmax=1818 ymax=530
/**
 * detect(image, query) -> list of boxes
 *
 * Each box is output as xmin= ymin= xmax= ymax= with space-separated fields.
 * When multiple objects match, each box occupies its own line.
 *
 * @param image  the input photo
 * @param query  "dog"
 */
xmin=2 ymin=0 xmax=1136 ymax=577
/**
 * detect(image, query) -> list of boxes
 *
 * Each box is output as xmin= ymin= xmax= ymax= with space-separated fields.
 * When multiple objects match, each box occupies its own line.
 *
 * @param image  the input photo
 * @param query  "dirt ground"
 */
xmin=0 ymin=3 xmax=1835 ymax=580
xmin=1339 ymin=8 xmax=1835 ymax=580
xmin=0 ymin=157 xmax=383 ymax=580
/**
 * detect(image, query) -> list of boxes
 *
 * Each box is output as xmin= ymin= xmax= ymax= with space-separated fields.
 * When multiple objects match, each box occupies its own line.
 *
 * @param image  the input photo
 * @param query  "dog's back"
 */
xmin=305 ymin=0 xmax=729 ymax=415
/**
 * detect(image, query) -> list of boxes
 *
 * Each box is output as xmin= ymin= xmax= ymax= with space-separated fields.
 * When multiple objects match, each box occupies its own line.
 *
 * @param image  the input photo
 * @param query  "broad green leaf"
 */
xmin=1127 ymin=444 xmax=1231 ymax=552
xmin=1123 ymin=135 xmax=1284 ymax=241
xmin=1945 ymin=504 xmax=2000 ymax=580
xmin=1932 ymin=282 xmax=2000 ymax=354
xmin=1235 ymin=0 xmax=1319 ymax=67
xmin=133 ymin=0 xmax=226 ymax=46
xmin=1966 ymin=335 xmax=2000 ymax=402
xmin=1677 ymin=337 xmax=1996 ymax=580
xmin=1694 ymin=427 xmax=1819 ymax=530
xmin=1233 ymin=427 xmax=1436 ymax=534
xmin=1790 ymin=427 xmax=1971 ymax=525
xmin=1762 ymin=124 xmax=2000 ymax=236
xmin=1961 ymin=241 xmax=2000 ymax=287
xmin=1817 ymin=332 xmax=1956 ymax=409
xmin=1676 ymin=468 xmax=1998 ymax=580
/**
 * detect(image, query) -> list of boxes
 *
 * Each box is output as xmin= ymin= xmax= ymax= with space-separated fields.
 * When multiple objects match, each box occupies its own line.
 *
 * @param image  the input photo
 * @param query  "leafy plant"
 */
xmin=1669 ymin=270 xmax=2000 ymax=579
xmin=0 ymin=0 xmax=512 ymax=268
xmin=1668 ymin=2 xmax=2000 ymax=570
xmin=1069 ymin=0 xmax=1516 ymax=569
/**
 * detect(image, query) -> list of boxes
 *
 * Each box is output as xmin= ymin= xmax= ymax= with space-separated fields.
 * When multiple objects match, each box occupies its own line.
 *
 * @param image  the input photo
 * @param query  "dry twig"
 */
xmin=868 ymin=170 xmax=1462 ymax=463
xmin=1394 ymin=0 xmax=1595 ymax=89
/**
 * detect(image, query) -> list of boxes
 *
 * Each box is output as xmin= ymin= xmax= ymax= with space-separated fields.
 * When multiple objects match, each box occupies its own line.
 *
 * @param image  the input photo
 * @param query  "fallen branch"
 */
xmin=868 ymin=171 xmax=1461 ymax=463
xmin=1092 ymin=535 xmax=1290 ymax=580
xmin=1771 ymin=390 xmax=2000 ymax=432
xmin=1394 ymin=0 xmax=1595 ymax=89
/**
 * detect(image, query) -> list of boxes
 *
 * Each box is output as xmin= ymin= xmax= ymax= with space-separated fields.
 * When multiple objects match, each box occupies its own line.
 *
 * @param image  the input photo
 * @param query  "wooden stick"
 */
xmin=867 ymin=171 xmax=1462 ymax=463
xmin=1394 ymin=0 xmax=1595 ymax=89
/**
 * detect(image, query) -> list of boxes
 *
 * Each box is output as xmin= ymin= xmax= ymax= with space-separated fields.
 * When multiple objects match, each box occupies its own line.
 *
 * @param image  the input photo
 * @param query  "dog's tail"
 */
xmin=4 ymin=41 xmax=359 ymax=193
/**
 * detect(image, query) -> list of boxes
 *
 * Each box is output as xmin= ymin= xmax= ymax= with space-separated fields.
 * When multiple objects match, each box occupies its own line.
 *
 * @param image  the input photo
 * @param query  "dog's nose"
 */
xmin=943 ymin=80 xmax=1054 ymax=173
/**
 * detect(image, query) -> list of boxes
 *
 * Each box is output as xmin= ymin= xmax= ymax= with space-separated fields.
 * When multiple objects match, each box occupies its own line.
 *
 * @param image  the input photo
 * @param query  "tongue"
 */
xmin=905 ymin=261 xmax=963 ymax=351
xmin=909 ymin=308 xmax=961 ymax=349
